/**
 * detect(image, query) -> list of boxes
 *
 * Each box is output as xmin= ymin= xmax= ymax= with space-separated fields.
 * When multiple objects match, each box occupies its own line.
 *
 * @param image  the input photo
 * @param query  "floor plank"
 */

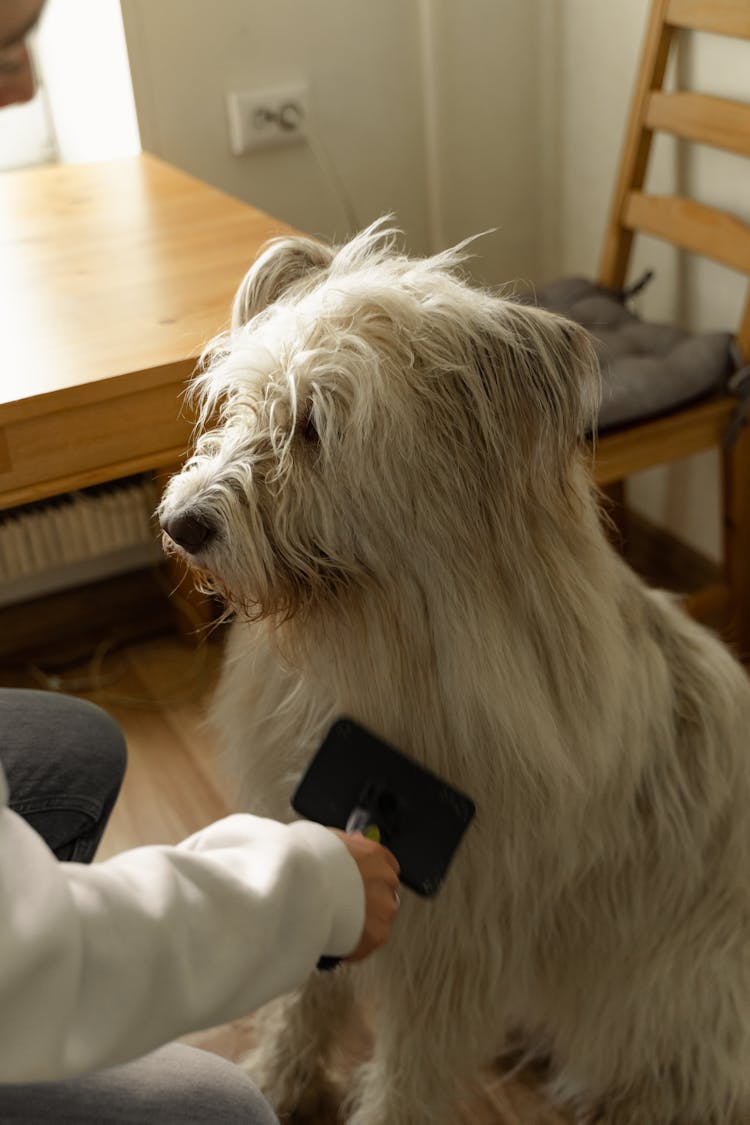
xmin=91 ymin=636 xmax=232 ymax=858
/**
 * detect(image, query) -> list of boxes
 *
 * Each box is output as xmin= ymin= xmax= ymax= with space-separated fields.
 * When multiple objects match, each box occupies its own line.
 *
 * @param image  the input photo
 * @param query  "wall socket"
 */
xmin=226 ymin=84 xmax=309 ymax=155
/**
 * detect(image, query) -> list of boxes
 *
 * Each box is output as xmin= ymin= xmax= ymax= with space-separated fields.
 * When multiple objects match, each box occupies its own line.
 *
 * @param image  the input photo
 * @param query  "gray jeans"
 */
xmin=0 ymin=689 xmax=278 ymax=1125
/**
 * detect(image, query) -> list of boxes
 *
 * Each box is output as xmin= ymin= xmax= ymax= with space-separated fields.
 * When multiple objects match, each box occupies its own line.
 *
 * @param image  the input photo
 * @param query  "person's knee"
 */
xmin=36 ymin=693 xmax=127 ymax=801
xmin=196 ymin=1061 xmax=279 ymax=1125
xmin=0 ymin=1044 xmax=279 ymax=1125
xmin=0 ymin=690 xmax=126 ymax=861
xmin=0 ymin=689 xmax=126 ymax=794
xmin=115 ymin=1044 xmax=280 ymax=1124
xmin=47 ymin=696 xmax=127 ymax=858
xmin=59 ymin=695 xmax=127 ymax=793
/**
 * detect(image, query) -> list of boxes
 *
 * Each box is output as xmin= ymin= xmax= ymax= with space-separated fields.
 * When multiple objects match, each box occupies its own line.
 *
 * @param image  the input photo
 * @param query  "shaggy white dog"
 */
xmin=160 ymin=222 xmax=750 ymax=1125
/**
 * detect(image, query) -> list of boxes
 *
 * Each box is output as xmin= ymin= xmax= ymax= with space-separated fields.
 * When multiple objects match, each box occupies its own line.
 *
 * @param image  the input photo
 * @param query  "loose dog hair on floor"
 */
xmin=160 ymin=220 xmax=750 ymax=1125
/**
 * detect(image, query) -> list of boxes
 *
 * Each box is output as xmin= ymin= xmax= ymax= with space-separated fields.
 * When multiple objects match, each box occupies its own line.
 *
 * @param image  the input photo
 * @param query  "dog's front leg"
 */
xmin=343 ymin=965 xmax=485 ymax=1125
xmin=243 ymin=966 xmax=356 ymax=1121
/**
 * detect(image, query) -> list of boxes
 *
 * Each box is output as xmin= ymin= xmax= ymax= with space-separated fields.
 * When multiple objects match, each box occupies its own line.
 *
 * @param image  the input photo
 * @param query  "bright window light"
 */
xmin=34 ymin=0 xmax=140 ymax=164
xmin=0 ymin=36 xmax=57 ymax=171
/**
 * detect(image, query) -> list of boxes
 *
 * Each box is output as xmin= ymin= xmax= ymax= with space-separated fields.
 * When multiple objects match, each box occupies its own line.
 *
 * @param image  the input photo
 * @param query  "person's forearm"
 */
xmin=0 ymin=808 xmax=363 ymax=1081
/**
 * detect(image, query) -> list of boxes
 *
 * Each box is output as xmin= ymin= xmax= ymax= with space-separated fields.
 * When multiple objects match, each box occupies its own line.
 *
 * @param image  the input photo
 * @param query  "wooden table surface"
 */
xmin=0 ymin=153 xmax=296 ymax=509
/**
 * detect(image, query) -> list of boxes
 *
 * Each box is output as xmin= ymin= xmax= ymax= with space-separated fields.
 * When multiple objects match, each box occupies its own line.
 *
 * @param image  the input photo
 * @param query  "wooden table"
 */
xmin=0 ymin=153 xmax=296 ymax=511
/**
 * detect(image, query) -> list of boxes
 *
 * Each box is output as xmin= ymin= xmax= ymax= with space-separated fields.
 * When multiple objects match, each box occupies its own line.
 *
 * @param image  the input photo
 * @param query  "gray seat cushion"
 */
xmin=533 ymin=277 xmax=734 ymax=431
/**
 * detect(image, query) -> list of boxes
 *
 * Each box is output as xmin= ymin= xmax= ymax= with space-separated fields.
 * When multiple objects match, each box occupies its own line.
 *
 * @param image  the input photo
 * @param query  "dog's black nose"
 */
xmin=160 ymin=510 xmax=216 ymax=554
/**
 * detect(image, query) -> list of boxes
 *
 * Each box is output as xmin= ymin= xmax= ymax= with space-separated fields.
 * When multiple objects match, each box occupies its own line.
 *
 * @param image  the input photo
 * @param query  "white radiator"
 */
xmin=0 ymin=475 xmax=164 ymax=608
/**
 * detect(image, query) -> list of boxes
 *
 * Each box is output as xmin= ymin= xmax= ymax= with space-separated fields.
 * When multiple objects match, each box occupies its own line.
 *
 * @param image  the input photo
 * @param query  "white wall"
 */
xmin=120 ymin=0 xmax=749 ymax=562
xmin=119 ymin=0 xmax=544 ymax=282
xmin=121 ymin=0 xmax=433 ymax=254
xmin=423 ymin=0 xmax=543 ymax=286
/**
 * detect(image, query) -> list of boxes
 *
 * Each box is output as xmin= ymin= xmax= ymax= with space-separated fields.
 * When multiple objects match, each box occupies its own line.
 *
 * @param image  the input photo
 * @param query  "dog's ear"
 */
xmin=477 ymin=301 xmax=601 ymax=454
xmin=232 ymin=236 xmax=334 ymax=329
xmin=512 ymin=303 xmax=600 ymax=444
xmin=459 ymin=300 xmax=601 ymax=503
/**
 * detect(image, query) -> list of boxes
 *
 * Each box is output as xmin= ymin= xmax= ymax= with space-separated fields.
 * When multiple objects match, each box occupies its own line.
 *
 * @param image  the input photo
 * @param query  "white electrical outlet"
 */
xmin=226 ymin=84 xmax=309 ymax=155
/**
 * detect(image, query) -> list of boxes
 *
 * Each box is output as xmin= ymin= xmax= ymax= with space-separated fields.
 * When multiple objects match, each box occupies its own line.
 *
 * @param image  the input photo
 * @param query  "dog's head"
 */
xmin=159 ymin=220 xmax=600 ymax=621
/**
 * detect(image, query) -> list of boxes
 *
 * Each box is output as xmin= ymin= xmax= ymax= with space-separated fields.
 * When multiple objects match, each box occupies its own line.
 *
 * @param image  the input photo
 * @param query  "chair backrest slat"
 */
xmin=645 ymin=91 xmax=750 ymax=157
xmin=623 ymin=192 xmax=750 ymax=275
xmin=599 ymin=0 xmax=750 ymax=363
xmin=599 ymin=0 xmax=675 ymax=288
xmin=666 ymin=0 xmax=750 ymax=39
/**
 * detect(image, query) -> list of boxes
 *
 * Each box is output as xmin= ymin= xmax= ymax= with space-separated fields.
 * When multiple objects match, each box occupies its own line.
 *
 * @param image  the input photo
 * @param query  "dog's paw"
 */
xmin=242 ymin=1045 xmax=340 ymax=1122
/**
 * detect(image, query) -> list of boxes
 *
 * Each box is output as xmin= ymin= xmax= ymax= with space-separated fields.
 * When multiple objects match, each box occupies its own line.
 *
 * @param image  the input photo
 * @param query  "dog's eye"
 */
xmin=299 ymin=410 xmax=319 ymax=444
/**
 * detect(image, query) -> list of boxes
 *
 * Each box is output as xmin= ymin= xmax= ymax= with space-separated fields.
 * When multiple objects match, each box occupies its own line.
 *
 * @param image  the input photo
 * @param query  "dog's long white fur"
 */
xmin=161 ymin=221 xmax=750 ymax=1124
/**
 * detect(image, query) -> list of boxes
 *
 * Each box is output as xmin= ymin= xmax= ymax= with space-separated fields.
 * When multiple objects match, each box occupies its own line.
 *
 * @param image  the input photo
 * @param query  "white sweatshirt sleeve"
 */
xmin=0 ymin=765 xmax=364 ymax=1083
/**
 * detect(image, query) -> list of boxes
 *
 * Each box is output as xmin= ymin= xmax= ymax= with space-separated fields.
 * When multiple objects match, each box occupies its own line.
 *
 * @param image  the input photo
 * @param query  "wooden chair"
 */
xmin=589 ymin=0 xmax=750 ymax=658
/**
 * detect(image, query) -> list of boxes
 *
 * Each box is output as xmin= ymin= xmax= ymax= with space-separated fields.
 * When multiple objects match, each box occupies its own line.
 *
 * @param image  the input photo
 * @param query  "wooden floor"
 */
xmin=1 ymin=628 xmax=568 ymax=1124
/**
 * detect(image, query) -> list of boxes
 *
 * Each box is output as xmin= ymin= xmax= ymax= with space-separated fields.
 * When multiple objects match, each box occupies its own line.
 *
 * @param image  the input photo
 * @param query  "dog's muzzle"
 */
xmin=160 ymin=509 xmax=216 ymax=555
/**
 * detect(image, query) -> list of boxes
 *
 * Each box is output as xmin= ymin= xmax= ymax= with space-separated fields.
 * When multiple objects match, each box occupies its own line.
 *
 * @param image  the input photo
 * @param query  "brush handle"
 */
xmin=345 ymin=805 xmax=381 ymax=840
xmin=316 ymin=953 xmax=343 ymax=972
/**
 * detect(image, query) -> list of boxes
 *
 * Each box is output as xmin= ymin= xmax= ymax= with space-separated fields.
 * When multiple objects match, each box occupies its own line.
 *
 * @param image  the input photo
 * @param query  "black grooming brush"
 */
xmin=291 ymin=717 xmax=476 ymax=968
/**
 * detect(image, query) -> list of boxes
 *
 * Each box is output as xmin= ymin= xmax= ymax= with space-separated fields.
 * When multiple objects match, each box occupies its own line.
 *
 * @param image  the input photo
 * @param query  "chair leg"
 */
xmin=723 ymin=421 xmax=750 ymax=662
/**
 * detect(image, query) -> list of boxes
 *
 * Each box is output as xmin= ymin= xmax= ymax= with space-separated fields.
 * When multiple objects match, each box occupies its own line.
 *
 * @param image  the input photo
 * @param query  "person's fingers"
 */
xmin=327 ymin=827 xmax=404 ymax=961
xmin=383 ymin=848 xmax=400 ymax=876
xmin=329 ymin=828 xmax=400 ymax=877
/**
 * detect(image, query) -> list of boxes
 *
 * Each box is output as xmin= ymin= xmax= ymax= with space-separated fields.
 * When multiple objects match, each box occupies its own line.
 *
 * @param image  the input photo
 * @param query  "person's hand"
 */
xmin=329 ymin=829 xmax=401 ymax=961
